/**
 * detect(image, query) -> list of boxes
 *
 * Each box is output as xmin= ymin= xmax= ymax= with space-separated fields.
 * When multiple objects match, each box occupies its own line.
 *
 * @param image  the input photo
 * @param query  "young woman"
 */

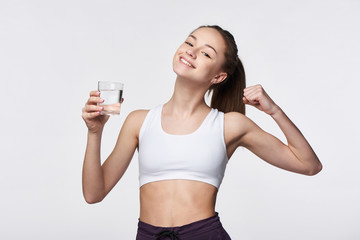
xmin=82 ymin=25 xmax=322 ymax=240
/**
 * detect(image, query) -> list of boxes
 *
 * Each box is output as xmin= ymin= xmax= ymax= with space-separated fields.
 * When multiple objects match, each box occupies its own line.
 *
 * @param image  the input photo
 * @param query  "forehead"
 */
xmin=190 ymin=27 xmax=226 ymax=53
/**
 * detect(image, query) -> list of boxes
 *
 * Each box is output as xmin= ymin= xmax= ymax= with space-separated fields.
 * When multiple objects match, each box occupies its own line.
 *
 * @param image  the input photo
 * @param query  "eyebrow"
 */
xmin=189 ymin=35 xmax=217 ymax=54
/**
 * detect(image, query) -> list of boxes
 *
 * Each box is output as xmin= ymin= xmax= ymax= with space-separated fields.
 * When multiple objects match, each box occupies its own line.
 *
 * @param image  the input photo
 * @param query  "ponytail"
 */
xmin=194 ymin=25 xmax=246 ymax=114
xmin=210 ymin=57 xmax=246 ymax=114
xmin=196 ymin=25 xmax=246 ymax=114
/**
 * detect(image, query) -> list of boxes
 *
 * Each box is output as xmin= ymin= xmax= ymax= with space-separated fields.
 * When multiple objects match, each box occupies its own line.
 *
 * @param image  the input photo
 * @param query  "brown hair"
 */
xmin=196 ymin=25 xmax=246 ymax=114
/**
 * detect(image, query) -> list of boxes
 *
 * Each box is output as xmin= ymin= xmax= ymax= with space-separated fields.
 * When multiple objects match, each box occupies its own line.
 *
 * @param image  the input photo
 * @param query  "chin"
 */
xmin=173 ymin=64 xmax=192 ymax=79
xmin=173 ymin=60 xmax=186 ymax=76
xmin=173 ymin=59 xmax=194 ymax=78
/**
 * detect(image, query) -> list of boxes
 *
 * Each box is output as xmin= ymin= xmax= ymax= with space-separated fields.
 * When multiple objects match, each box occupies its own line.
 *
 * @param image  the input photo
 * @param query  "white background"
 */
xmin=1 ymin=0 xmax=359 ymax=239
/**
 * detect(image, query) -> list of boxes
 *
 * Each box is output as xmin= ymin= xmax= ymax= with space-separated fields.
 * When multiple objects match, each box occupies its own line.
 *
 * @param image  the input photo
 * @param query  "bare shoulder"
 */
xmin=126 ymin=109 xmax=150 ymax=122
xmin=224 ymin=112 xmax=252 ymax=132
xmin=123 ymin=109 xmax=150 ymax=133
xmin=224 ymin=112 xmax=258 ymax=146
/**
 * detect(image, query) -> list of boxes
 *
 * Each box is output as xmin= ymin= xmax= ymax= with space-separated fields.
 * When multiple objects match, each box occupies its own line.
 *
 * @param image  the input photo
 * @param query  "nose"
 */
xmin=186 ymin=49 xmax=196 ymax=59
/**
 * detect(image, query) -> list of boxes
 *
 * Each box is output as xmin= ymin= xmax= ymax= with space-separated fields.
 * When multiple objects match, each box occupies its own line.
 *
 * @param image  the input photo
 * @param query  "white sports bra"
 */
xmin=138 ymin=104 xmax=229 ymax=189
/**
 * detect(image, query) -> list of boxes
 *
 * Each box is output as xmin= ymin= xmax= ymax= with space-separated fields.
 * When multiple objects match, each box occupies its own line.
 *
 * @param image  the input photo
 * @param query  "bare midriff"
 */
xmin=139 ymin=179 xmax=218 ymax=227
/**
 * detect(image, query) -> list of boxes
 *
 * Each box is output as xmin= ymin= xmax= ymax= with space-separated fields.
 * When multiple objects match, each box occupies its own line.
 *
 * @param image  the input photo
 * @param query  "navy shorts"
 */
xmin=136 ymin=212 xmax=231 ymax=240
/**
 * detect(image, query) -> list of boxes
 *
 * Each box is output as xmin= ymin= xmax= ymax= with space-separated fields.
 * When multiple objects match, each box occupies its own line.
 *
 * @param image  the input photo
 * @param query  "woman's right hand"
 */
xmin=82 ymin=91 xmax=110 ymax=134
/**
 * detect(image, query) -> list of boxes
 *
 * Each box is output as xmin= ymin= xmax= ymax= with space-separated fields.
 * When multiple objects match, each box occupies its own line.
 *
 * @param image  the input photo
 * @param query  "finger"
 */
xmin=82 ymin=111 xmax=101 ymax=120
xmin=243 ymin=88 xmax=258 ymax=98
xmin=244 ymin=84 xmax=263 ymax=94
xmin=245 ymin=86 xmax=263 ymax=96
xmin=244 ymin=85 xmax=256 ymax=91
xmin=243 ymin=96 xmax=249 ymax=104
xmin=245 ymin=92 xmax=261 ymax=105
xmin=245 ymin=85 xmax=264 ymax=98
xmin=243 ymin=86 xmax=254 ymax=92
xmin=88 ymin=111 xmax=102 ymax=119
xmin=90 ymin=91 xmax=101 ymax=97
xmin=87 ymin=96 xmax=104 ymax=105
xmin=243 ymin=89 xmax=258 ymax=101
xmin=85 ymin=105 xmax=104 ymax=113
xmin=243 ymin=84 xmax=260 ymax=92
xmin=243 ymin=96 xmax=259 ymax=106
xmin=121 ymin=98 xmax=124 ymax=103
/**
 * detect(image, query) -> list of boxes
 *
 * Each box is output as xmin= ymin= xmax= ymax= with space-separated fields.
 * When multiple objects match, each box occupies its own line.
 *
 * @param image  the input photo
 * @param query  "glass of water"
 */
xmin=97 ymin=81 xmax=124 ymax=115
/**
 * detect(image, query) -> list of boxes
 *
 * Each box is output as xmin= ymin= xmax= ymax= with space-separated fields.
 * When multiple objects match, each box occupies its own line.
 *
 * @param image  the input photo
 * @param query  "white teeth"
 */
xmin=181 ymin=58 xmax=193 ymax=67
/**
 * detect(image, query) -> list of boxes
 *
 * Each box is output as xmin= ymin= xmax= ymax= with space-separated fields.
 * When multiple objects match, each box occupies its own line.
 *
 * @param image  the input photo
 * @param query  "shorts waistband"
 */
xmin=137 ymin=212 xmax=224 ymax=238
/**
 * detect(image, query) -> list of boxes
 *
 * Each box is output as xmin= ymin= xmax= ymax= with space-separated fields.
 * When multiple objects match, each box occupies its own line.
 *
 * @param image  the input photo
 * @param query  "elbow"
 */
xmin=85 ymin=197 xmax=102 ymax=204
xmin=304 ymin=162 xmax=323 ymax=176
xmin=83 ymin=193 xmax=104 ymax=204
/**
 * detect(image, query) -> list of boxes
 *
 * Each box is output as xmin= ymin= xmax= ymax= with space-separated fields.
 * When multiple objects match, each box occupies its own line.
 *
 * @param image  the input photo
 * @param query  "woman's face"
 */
xmin=172 ymin=27 xmax=227 ymax=86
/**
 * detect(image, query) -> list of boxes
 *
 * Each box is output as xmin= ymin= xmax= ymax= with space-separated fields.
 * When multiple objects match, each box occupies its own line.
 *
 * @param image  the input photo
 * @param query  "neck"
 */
xmin=165 ymin=76 xmax=210 ymax=116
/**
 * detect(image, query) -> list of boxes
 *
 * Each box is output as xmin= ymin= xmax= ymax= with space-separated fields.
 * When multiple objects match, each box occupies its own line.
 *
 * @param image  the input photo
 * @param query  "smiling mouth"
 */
xmin=180 ymin=57 xmax=195 ymax=68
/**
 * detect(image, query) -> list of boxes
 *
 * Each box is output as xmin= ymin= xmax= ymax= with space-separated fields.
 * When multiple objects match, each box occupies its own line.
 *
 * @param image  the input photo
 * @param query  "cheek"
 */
xmin=202 ymin=61 xmax=221 ymax=75
xmin=210 ymin=58 xmax=225 ymax=74
xmin=172 ymin=47 xmax=183 ymax=62
xmin=172 ymin=49 xmax=180 ymax=65
xmin=172 ymin=53 xmax=184 ymax=74
xmin=172 ymin=53 xmax=181 ymax=70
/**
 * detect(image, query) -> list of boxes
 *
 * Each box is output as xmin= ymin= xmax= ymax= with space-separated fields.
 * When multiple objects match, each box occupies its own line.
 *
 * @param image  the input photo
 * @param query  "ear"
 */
xmin=211 ymin=72 xmax=228 ymax=85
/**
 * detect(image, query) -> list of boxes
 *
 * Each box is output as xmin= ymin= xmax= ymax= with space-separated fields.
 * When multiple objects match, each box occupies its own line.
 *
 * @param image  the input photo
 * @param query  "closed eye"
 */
xmin=202 ymin=52 xmax=211 ymax=58
xmin=185 ymin=41 xmax=211 ymax=58
xmin=185 ymin=41 xmax=193 ymax=47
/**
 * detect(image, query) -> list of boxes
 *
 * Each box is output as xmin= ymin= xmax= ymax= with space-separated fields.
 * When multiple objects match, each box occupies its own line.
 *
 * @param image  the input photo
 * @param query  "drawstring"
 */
xmin=154 ymin=229 xmax=180 ymax=240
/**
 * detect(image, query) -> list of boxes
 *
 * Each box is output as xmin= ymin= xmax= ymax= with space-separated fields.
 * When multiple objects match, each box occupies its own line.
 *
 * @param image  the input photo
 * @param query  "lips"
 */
xmin=180 ymin=57 xmax=195 ymax=68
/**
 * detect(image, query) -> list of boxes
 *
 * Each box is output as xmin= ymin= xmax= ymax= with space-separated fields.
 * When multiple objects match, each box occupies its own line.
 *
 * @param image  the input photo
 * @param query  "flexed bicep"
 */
xmin=237 ymin=117 xmax=311 ymax=175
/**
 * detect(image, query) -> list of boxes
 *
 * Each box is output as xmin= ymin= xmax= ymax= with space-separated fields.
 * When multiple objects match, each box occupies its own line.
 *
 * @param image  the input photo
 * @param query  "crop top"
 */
xmin=138 ymin=104 xmax=229 ymax=189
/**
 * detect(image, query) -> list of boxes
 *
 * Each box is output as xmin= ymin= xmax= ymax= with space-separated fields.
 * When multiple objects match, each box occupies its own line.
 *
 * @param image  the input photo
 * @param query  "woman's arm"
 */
xmin=82 ymin=110 xmax=148 ymax=203
xmin=227 ymin=85 xmax=322 ymax=175
xmin=268 ymin=106 xmax=322 ymax=175
xmin=82 ymin=130 xmax=105 ymax=204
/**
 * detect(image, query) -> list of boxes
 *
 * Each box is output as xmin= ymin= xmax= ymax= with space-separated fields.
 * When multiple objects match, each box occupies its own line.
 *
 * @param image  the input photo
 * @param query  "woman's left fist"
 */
xmin=243 ymin=84 xmax=280 ymax=115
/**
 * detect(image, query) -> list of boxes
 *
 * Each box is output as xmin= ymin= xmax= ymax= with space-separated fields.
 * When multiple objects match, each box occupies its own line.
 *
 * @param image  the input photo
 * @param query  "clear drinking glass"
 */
xmin=97 ymin=81 xmax=124 ymax=115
